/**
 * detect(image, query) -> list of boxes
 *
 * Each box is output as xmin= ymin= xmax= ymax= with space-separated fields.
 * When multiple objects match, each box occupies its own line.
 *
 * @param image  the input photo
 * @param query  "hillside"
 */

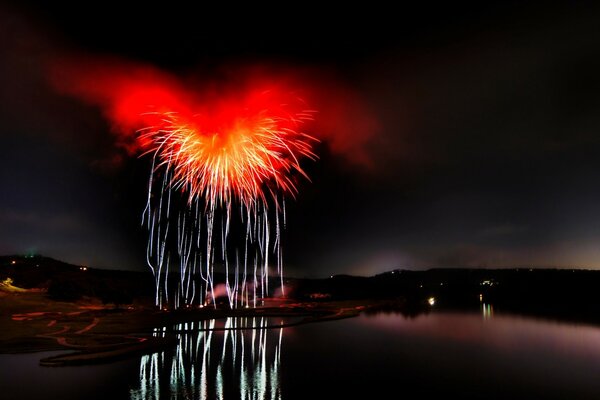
xmin=3 ymin=255 xmax=600 ymax=324
xmin=0 ymin=255 xmax=155 ymax=305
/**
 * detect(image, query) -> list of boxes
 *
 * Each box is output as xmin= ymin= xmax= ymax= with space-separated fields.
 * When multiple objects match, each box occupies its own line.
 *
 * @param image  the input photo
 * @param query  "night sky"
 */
xmin=1 ymin=2 xmax=600 ymax=277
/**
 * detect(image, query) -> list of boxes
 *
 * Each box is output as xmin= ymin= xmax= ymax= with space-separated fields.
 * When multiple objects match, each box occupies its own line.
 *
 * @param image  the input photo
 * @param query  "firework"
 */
xmin=50 ymin=59 xmax=378 ymax=309
xmin=139 ymin=92 xmax=316 ymax=209
xmin=136 ymin=86 xmax=317 ymax=309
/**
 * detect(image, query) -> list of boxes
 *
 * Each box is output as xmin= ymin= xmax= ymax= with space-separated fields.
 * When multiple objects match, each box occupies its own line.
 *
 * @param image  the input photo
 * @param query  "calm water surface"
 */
xmin=2 ymin=308 xmax=600 ymax=399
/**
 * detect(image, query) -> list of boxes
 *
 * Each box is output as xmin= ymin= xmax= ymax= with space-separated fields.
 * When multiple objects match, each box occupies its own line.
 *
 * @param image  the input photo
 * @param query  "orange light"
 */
xmin=138 ymin=92 xmax=316 ymax=210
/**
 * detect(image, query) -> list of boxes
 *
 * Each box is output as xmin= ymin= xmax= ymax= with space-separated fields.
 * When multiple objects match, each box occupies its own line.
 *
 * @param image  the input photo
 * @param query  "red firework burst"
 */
xmin=138 ymin=89 xmax=318 ymax=209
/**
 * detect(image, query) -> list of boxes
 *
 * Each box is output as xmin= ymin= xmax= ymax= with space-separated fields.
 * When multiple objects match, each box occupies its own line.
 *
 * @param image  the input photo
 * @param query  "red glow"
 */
xmin=138 ymin=88 xmax=317 ymax=207
xmin=49 ymin=57 xmax=378 ymax=206
xmin=50 ymin=58 xmax=317 ymax=207
xmin=49 ymin=57 xmax=192 ymax=153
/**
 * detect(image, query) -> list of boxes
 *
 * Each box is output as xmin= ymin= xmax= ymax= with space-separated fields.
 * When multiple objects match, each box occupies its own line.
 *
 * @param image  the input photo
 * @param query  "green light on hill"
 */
xmin=25 ymin=249 xmax=37 ymax=258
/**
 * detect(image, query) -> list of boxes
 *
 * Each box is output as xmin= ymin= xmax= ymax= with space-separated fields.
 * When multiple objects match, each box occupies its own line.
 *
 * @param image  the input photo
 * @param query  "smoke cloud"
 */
xmin=48 ymin=55 xmax=380 ymax=167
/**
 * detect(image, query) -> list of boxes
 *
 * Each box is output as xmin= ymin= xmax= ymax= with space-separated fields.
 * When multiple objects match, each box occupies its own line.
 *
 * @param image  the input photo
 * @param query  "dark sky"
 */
xmin=1 ymin=1 xmax=600 ymax=277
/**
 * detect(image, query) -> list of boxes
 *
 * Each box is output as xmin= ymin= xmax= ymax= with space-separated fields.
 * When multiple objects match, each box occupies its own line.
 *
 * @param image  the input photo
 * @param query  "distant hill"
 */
xmin=0 ymin=255 xmax=155 ymax=305
xmin=3 ymin=255 xmax=600 ymax=324
xmin=288 ymin=267 xmax=600 ymax=324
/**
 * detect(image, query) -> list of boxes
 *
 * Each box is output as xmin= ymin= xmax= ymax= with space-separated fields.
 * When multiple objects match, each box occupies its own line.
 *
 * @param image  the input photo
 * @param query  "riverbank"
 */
xmin=0 ymin=290 xmax=386 ymax=365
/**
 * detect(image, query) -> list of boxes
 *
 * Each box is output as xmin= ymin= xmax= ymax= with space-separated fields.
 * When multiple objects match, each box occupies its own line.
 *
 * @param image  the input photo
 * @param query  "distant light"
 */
xmin=479 ymin=294 xmax=483 ymax=302
xmin=11 ymin=260 xmax=16 ymax=265
xmin=80 ymin=266 xmax=87 ymax=271
xmin=482 ymin=303 xmax=494 ymax=319
xmin=428 ymin=297 xmax=435 ymax=306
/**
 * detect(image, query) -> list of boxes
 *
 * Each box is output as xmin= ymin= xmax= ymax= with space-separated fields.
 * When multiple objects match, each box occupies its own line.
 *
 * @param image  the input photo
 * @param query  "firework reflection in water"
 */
xmin=130 ymin=317 xmax=284 ymax=400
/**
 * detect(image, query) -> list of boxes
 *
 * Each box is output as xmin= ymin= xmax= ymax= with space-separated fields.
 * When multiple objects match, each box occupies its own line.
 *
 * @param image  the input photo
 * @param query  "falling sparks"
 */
xmin=138 ymin=87 xmax=317 ymax=309
xmin=49 ymin=58 xmax=377 ymax=310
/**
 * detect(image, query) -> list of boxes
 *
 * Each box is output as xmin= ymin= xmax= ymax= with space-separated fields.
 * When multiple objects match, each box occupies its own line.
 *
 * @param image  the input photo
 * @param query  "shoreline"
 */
xmin=0 ymin=290 xmax=378 ymax=365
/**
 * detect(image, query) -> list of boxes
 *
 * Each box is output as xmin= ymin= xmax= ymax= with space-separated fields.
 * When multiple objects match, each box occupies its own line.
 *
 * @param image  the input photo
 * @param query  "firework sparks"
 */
xmin=139 ymin=97 xmax=317 ymax=209
xmin=49 ymin=58 xmax=375 ymax=309
xmin=133 ymin=84 xmax=318 ymax=309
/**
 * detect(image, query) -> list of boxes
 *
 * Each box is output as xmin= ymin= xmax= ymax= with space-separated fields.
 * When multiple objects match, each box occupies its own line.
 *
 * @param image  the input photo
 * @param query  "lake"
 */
xmin=2 ymin=306 xmax=600 ymax=399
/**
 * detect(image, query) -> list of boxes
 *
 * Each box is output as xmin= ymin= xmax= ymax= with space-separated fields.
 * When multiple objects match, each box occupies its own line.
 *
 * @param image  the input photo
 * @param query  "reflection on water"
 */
xmin=4 ymin=311 xmax=600 ymax=399
xmin=481 ymin=303 xmax=494 ymax=319
xmin=130 ymin=317 xmax=283 ymax=400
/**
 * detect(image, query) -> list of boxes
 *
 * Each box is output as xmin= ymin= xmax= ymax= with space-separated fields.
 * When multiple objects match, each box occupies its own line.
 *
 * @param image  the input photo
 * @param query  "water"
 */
xmin=2 ymin=309 xmax=600 ymax=399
